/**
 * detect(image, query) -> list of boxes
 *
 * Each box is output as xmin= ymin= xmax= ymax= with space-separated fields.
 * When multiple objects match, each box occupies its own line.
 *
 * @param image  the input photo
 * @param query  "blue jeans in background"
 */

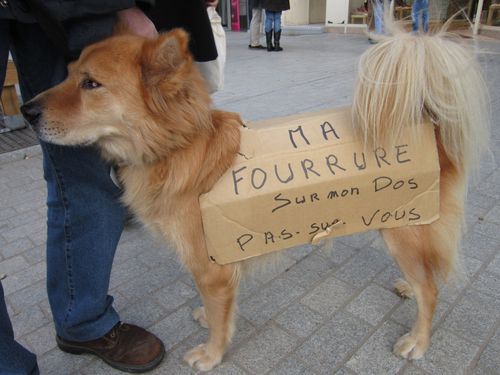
xmin=373 ymin=0 xmax=384 ymax=34
xmin=412 ymin=0 xmax=429 ymax=33
xmin=265 ymin=10 xmax=282 ymax=32
xmin=0 ymin=20 xmax=125 ymax=373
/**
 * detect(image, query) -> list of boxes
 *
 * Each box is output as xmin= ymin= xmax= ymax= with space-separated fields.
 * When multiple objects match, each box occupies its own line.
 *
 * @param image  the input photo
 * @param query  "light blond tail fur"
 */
xmin=352 ymin=31 xmax=489 ymax=175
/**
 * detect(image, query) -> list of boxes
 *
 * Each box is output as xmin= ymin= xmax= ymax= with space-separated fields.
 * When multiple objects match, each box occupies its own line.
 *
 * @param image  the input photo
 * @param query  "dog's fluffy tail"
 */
xmin=352 ymin=31 xmax=489 ymax=175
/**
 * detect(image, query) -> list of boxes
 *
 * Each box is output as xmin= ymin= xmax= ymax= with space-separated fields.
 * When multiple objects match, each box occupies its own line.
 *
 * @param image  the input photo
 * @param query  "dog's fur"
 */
xmin=22 ymin=28 xmax=488 ymax=371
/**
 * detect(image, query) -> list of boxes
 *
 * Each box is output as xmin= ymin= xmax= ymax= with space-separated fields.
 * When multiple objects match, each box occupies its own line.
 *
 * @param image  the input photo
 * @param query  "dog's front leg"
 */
xmin=184 ymin=261 xmax=239 ymax=371
xmin=165 ymin=201 xmax=240 ymax=371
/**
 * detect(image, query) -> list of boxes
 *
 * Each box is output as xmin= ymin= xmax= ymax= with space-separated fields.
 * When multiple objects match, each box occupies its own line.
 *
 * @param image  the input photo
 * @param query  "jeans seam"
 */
xmin=46 ymin=149 xmax=75 ymax=327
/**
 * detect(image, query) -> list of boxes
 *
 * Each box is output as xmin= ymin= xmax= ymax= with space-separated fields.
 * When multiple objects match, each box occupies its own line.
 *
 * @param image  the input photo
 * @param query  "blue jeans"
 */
xmin=0 ymin=282 xmax=39 ymax=375
xmin=0 ymin=20 xmax=124 ymax=372
xmin=265 ymin=10 xmax=282 ymax=32
xmin=412 ymin=0 xmax=429 ymax=33
xmin=373 ymin=0 xmax=384 ymax=34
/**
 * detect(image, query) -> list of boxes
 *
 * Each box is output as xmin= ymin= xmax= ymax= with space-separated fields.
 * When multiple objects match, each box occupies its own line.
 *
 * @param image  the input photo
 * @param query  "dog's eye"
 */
xmin=80 ymin=78 xmax=101 ymax=90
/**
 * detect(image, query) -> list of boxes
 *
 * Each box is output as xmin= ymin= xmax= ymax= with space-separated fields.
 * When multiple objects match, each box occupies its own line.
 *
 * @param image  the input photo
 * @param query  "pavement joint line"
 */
xmin=466 ymin=315 xmax=500 ymax=374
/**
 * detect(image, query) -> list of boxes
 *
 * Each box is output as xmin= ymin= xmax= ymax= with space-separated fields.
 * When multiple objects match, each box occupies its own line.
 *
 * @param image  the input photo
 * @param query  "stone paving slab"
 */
xmin=1 ymin=31 xmax=499 ymax=375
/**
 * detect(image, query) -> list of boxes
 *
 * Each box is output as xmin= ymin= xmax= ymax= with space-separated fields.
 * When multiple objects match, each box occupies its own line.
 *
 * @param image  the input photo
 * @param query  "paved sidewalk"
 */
xmin=1 ymin=31 xmax=499 ymax=375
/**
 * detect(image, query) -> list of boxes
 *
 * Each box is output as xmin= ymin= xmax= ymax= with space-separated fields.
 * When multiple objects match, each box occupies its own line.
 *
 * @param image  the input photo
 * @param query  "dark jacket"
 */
xmin=0 ymin=0 xmax=152 ymax=59
xmin=0 ymin=0 xmax=217 ymax=62
xmin=0 ymin=0 xmax=149 ymax=22
xmin=262 ymin=0 xmax=290 ymax=11
xmin=147 ymin=0 xmax=217 ymax=62
xmin=249 ymin=0 xmax=262 ymax=9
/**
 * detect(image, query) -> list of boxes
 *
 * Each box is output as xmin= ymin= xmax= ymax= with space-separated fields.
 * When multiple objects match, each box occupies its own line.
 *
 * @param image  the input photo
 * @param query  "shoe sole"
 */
xmin=56 ymin=336 xmax=165 ymax=373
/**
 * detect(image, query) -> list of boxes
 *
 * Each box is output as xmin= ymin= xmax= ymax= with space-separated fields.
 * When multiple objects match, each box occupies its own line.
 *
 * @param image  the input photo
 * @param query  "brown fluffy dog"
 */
xmin=21 ymin=29 xmax=488 ymax=371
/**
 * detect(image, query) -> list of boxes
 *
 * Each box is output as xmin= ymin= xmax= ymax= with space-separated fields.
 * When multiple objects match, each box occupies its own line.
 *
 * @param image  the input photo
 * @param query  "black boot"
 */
xmin=274 ymin=30 xmax=283 ymax=51
xmin=265 ymin=31 xmax=274 ymax=52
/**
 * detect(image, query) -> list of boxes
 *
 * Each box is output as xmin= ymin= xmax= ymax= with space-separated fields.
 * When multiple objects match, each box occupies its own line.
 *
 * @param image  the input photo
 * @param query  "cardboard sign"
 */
xmin=200 ymin=107 xmax=440 ymax=264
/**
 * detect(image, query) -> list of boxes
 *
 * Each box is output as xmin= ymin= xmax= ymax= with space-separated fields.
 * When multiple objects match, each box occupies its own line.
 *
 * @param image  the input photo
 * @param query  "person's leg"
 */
xmin=42 ymin=143 xmax=125 ymax=340
xmin=412 ymin=0 xmax=421 ymax=32
xmin=0 ymin=21 xmax=40 ymax=375
xmin=249 ymin=7 xmax=263 ymax=47
xmin=264 ymin=10 xmax=274 ymax=32
xmin=265 ymin=10 xmax=275 ymax=51
xmin=10 ymin=22 xmax=123 ymax=341
xmin=0 ymin=281 xmax=40 ymax=375
xmin=422 ymin=0 xmax=429 ymax=33
xmin=274 ymin=10 xmax=282 ymax=32
xmin=273 ymin=11 xmax=283 ymax=51
xmin=374 ymin=0 xmax=384 ymax=34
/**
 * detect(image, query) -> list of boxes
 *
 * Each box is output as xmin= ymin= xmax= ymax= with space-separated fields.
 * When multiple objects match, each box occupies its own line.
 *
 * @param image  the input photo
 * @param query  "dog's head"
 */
xmin=21 ymin=29 xmax=213 ymax=165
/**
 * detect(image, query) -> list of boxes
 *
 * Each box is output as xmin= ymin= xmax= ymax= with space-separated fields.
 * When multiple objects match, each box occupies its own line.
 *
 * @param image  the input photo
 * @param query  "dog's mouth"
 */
xmin=37 ymin=125 xmax=97 ymax=147
xmin=20 ymin=99 xmax=98 ymax=146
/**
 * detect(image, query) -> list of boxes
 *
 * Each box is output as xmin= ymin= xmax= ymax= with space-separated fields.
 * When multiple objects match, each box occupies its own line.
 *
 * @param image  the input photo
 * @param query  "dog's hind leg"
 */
xmin=383 ymin=146 xmax=464 ymax=360
xmin=382 ymin=226 xmax=438 ymax=359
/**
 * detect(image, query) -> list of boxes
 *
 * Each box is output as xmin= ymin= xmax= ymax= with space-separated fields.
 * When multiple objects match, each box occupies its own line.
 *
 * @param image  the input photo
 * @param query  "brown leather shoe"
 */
xmin=56 ymin=322 xmax=165 ymax=373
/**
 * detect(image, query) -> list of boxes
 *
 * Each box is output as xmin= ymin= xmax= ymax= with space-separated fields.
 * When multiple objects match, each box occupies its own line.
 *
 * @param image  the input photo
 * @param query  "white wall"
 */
xmin=282 ymin=0 xmax=310 ymax=25
xmin=310 ymin=0 xmax=327 ymax=23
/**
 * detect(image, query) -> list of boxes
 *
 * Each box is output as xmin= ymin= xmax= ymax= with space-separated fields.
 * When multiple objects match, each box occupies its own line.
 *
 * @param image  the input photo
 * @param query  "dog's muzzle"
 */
xmin=20 ymin=99 xmax=43 ymax=132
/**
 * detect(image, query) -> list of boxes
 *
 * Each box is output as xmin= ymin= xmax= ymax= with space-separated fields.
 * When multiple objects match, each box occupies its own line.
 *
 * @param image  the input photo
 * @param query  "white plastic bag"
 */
xmin=196 ymin=7 xmax=226 ymax=93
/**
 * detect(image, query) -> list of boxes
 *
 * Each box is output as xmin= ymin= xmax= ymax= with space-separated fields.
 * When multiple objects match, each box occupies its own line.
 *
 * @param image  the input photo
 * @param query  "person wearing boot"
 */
xmin=249 ymin=0 xmax=266 ymax=49
xmin=262 ymin=0 xmax=290 ymax=51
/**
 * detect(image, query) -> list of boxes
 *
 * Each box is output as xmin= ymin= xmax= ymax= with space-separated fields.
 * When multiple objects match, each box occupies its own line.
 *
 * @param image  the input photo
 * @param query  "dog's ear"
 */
xmin=141 ymin=28 xmax=191 ymax=92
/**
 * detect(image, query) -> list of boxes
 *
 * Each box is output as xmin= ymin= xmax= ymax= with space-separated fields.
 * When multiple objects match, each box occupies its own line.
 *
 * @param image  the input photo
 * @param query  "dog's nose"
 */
xmin=20 ymin=100 xmax=42 ymax=128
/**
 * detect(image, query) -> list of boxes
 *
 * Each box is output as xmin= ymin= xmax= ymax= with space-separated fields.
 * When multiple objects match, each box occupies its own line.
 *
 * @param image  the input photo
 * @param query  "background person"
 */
xmin=412 ymin=0 xmax=429 ymax=33
xmin=249 ymin=0 xmax=266 ymax=49
xmin=262 ymin=0 xmax=290 ymax=51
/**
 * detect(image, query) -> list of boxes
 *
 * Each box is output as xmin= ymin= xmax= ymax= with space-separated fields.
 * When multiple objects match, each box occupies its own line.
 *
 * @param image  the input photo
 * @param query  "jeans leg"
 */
xmin=0 ymin=21 xmax=39 ymax=375
xmin=10 ymin=22 xmax=124 ymax=342
xmin=374 ymin=1 xmax=383 ymax=34
xmin=265 ymin=10 xmax=274 ymax=32
xmin=42 ymin=142 xmax=124 ymax=341
xmin=412 ymin=0 xmax=419 ymax=32
xmin=274 ymin=11 xmax=282 ymax=32
xmin=0 ymin=282 xmax=40 ymax=375
xmin=422 ymin=0 xmax=429 ymax=33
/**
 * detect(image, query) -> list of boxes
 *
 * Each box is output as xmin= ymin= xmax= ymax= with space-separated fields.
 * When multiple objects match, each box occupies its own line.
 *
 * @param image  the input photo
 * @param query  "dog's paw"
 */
xmin=394 ymin=279 xmax=414 ymax=299
xmin=184 ymin=344 xmax=222 ymax=372
xmin=192 ymin=306 xmax=209 ymax=329
xmin=393 ymin=333 xmax=428 ymax=359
